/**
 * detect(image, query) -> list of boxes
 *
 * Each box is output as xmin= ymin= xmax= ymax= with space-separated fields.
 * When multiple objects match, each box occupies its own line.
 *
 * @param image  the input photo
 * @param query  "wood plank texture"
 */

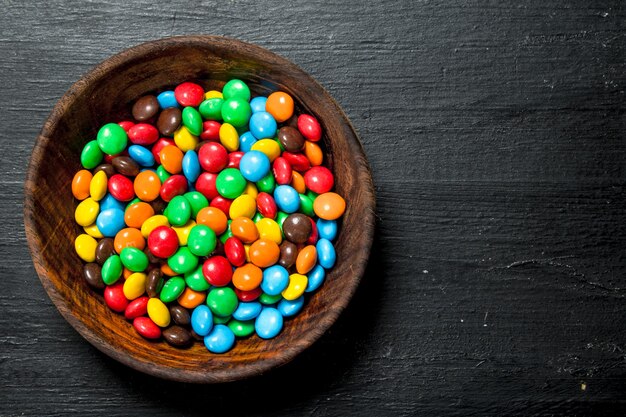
xmin=1 ymin=0 xmax=625 ymax=415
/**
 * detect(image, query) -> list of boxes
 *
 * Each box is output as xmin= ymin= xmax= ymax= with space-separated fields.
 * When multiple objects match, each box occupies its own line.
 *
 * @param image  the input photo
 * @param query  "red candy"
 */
xmin=128 ymin=123 xmax=159 ymax=145
xmin=224 ymin=237 xmax=245 ymax=267
xmin=202 ymin=256 xmax=233 ymax=287
xmin=152 ymin=138 xmax=175 ymax=164
xmin=159 ymin=174 xmax=187 ymax=202
xmin=195 ymin=172 xmax=219 ymax=200
xmin=118 ymin=121 xmax=135 ymax=132
xmin=306 ymin=217 xmax=318 ymax=245
xmin=210 ymin=196 xmax=232 ymax=216
xmin=283 ymin=152 xmax=311 ymax=172
xmin=256 ymin=192 xmax=277 ymax=219
xmin=108 ymin=174 xmax=135 ymax=201
xmin=304 ymin=166 xmax=334 ymax=194
xmin=133 ymin=316 xmax=161 ymax=339
xmin=227 ymin=151 xmax=244 ymax=169
xmin=235 ymin=287 xmax=262 ymax=302
xmin=124 ymin=296 xmax=149 ymax=319
xmin=297 ymin=114 xmax=322 ymax=142
xmin=272 ymin=157 xmax=292 ymax=185
xmin=200 ymin=120 xmax=221 ymax=141
xmin=198 ymin=142 xmax=228 ymax=173
xmin=148 ymin=226 xmax=179 ymax=258
xmin=174 ymin=82 xmax=204 ymax=107
xmin=104 ymin=283 xmax=128 ymax=312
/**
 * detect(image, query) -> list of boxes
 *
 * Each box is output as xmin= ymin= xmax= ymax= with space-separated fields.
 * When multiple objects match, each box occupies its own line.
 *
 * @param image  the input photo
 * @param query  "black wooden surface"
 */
xmin=1 ymin=1 xmax=625 ymax=415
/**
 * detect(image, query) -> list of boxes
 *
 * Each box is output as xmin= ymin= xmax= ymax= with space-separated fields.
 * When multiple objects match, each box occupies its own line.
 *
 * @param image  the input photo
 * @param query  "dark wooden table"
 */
xmin=1 ymin=1 xmax=624 ymax=415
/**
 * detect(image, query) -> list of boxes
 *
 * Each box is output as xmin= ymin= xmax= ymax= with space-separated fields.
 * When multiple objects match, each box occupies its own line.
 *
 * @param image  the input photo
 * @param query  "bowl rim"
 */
xmin=23 ymin=35 xmax=375 ymax=383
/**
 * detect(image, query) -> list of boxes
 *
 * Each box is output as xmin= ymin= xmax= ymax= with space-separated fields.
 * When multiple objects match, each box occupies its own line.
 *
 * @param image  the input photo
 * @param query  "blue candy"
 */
xmin=273 ymin=185 xmax=300 ymax=213
xmin=249 ymin=111 xmax=277 ymax=139
xmin=157 ymin=90 xmax=179 ymax=109
xmin=191 ymin=305 xmax=213 ymax=337
xmin=317 ymin=219 xmax=338 ymax=241
xmin=255 ymin=307 xmax=283 ymax=339
xmin=100 ymin=193 xmax=125 ymax=212
xmin=204 ymin=324 xmax=235 ymax=353
xmin=239 ymin=150 xmax=270 ymax=182
xmin=182 ymin=150 xmax=201 ymax=182
xmin=250 ymin=96 xmax=267 ymax=113
xmin=239 ymin=131 xmax=257 ymax=152
xmin=232 ymin=301 xmax=263 ymax=321
xmin=277 ymin=296 xmax=304 ymax=317
xmin=261 ymin=265 xmax=290 ymax=296
xmin=305 ymin=264 xmax=326 ymax=292
xmin=316 ymin=238 xmax=336 ymax=269
xmin=96 ymin=208 xmax=125 ymax=237
xmin=128 ymin=145 xmax=155 ymax=167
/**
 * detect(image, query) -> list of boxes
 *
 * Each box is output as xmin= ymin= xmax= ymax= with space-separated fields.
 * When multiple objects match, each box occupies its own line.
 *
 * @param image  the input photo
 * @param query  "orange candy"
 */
xmin=177 ymin=288 xmax=206 ymax=309
xmin=196 ymin=206 xmax=228 ymax=235
xmin=232 ymin=263 xmax=263 ymax=291
xmin=265 ymin=92 xmax=294 ymax=123
xmin=159 ymin=145 xmax=183 ymax=174
xmin=123 ymin=267 xmax=133 ymax=279
xmin=71 ymin=170 xmax=93 ymax=200
xmin=231 ymin=217 xmax=259 ymax=243
xmin=291 ymin=171 xmax=306 ymax=194
xmin=161 ymin=263 xmax=178 ymax=277
xmin=304 ymin=141 xmax=323 ymax=166
xmin=249 ymin=238 xmax=280 ymax=268
xmin=134 ymin=170 xmax=161 ymax=201
xmin=313 ymin=192 xmax=346 ymax=220
xmin=296 ymin=245 xmax=317 ymax=274
xmin=114 ymin=228 xmax=145 ymax=253
xmin=124 ymin=202 xmax=155 ymax=228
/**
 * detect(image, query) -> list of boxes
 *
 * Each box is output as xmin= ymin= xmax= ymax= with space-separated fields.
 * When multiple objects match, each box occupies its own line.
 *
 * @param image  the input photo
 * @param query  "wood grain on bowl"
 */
xmin=23 ymin=36 xmax=375 ymax=383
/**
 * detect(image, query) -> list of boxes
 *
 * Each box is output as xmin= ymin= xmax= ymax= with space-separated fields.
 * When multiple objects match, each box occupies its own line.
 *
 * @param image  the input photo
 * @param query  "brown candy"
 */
xmin=112 ymin=156 xmax=140 ymax=177
xmin=278 ymin=126 xmax=305 ymax=152
xmin=132 ymin=95 xmax=159 ymax=121
xmin=282 ymin=213 xmax=312 ymax=244
xmin=163 ymin=325 xmax=192 ymax=347
xmin=143 ymin=247 xmax=160 ymax=264
xmin=169 ymin=305 xmax=191 ymax=326
xmin=93 ymin=163 xmax=115 ymax=178
xmin=150 ymin=198 xmax=167 ymax=215
xmin=95 ymin=238 xmax=115 ymax=265
xmin=83 ymin=263 xmax=104 ymax=289
xmin=157 ymin=108 xmax=182 ymax=136
xmin=145 ymin=268 xmax=163 ymax=298
xmin=278 ymin=240 xmax=298 ymax=269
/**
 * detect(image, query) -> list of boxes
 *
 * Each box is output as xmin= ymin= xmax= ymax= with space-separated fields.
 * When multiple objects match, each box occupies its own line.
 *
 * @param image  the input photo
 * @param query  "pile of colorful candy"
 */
xmin=71 ymin=79 xmax=346 ymax=353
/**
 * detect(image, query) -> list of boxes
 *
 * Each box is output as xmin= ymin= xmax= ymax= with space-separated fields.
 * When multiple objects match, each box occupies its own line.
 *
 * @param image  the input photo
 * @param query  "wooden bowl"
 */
xmin=24 ymin=35 xmax=375 ymax=383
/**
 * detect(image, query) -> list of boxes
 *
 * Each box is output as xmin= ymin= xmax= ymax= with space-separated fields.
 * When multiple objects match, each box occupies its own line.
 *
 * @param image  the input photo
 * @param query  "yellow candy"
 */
xmin=282 ymin=273 xmax=308 ymax=300
xmin=251 ymin=139 xmax=281 ymax=162
xmin=229 ymin=194 xmax=257 ymax=219
xmin=219 ymin=123 xmax=239 ymax=152
xmin=147 ymin=298 xmax=170 ymax=327
xmin=123 ymin=272 xmax=146 ymax=300
xmin=256 ymin=218 xmax=282 ymax=245
xmin=75 ymin=197 xmax=99 ymax=227
xmin=244 ymin=244 xmax=251 ymax=263
xmin=172 ymin=220 xmax=196 ymax=245
xmin=243 ymin=182 xmax=258 ymax=199
xmin=74 ymin=234 xmax=97 ymax=262
xmin=174 ymin=125 xmax=199 ymax=152
xmin=205 ymin=90 xmax=223 ymax=99
xmin=140 ymin=215 xmax=169 ymax=238
xmin=83 ymin=223 xmax=104 ymax=239
xmin=89 ymin=170 xmax=108 ymax=201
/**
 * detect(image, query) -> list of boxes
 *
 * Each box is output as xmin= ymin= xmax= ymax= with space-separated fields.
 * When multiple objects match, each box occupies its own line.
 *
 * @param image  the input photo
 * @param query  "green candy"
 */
xmin=96 ymin=123 xmax=127 ymax=155
xmin=101 ymin=255 xmax=122 ymax=285
xmin=228 ymin=319 xmax=255 ymax=337
xmin=206 ymin=287 xmax=238 ymax=317
xmin=216 ymin=168 xmax=246 ymax=199
xmin=80 ymin=140 xmax=103 ymax=169
xmin=299 ymin=194 xmax=315 ymax=216
xmin=276 ymin=211 xmax=288 ymax=229
xmin=167 ymin=247 xmax=198 ymax=274
xmin=275 ymin=137 xmax=285 ymax=152
xmin=221 ymin=98 xmax=252 ymax=128
xmin=187 ymin=224 xmax=216 ymax=256
xmin=259 ymin=292 xmax=282 ymax=305
xmin=166 ymin=195 xmax=191 ymax=226
xmin=160 ymin=276 xmax=186 ymax=303
xmin=306 ymin=190 xmax=319 ymax=201
xmin=222 ymin=79 xmax=251 ymax=101
xmin=119 ymin=247 xmax=148 ymax=272
xmin=252 ymin=212 xmax=263 ymax=223
xmin=183 ymin=191 xmax=209 ymax=218
xmin=256 ymin=172 xmax=276 ymax=193
xmin=198 ymin=98 xmax=223 ymax=121
xmin=235 ymin=124 xmax=249 ymax=136
xmin=156 ymin=165 xmax=171 ymax=183
xmin=219 ymin=220 xmax=233 ymax=244
xmin=182 ymin=106 xmax=203 ymax=136
xmin=184 ymin=265 xmax=211 ymax=292
xmin=213 ymin=315 xmax=231 ymax=325
xmin=125 ymin=197 xmax=141 ymax=211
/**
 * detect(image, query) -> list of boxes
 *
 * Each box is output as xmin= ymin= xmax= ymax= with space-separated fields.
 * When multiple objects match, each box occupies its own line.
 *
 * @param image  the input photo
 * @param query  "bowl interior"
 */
xmin=24 ymin=36 xmax=375 ymax=383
